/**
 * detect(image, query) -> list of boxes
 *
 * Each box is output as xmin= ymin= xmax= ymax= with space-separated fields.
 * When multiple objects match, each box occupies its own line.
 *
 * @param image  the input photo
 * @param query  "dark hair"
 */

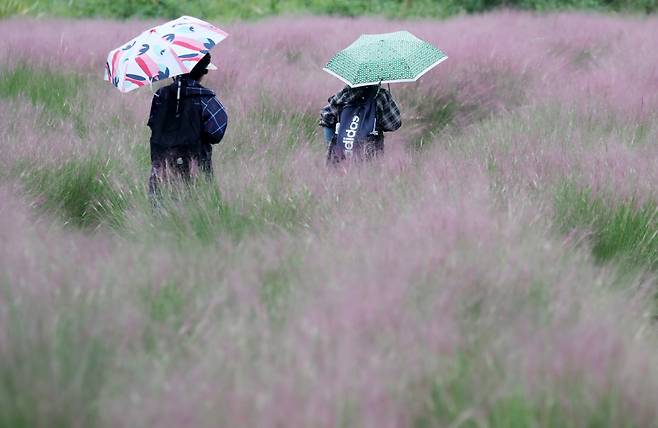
xmin=349 ymin=84 xmax=379 ymax=102
xmin=188 ymin=53 xmax=211 ymax=81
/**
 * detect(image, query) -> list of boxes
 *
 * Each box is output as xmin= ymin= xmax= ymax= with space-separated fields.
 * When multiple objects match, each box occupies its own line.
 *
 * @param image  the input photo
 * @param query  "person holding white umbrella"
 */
xmin=104 ymin=16 xmax=229 ymax=200
xmin=146 ymin=53 xmax=227 ymax=198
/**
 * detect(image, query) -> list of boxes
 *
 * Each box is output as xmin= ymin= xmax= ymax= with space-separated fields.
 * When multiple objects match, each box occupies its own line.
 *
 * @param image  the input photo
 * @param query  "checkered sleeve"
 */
xmin=201 ymin=96 xmax=228 ymax=144
xmin=377 ymin=89 xmax=402 ymax=132
xmin=319 ymin=94 xmax=340 ymax=128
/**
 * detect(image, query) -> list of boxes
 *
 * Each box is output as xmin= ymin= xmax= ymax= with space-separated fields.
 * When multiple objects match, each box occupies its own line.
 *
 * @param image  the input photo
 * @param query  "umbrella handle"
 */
xmin=148 ymin=79 xmax=159 ymax=97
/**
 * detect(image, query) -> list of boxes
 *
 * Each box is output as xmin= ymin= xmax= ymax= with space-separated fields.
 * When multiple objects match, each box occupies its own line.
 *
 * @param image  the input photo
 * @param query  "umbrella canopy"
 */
xmin=323 ymin=31 xmax=447 ymax=88
xmin=104 ymin=16 xmax=228 ymax=93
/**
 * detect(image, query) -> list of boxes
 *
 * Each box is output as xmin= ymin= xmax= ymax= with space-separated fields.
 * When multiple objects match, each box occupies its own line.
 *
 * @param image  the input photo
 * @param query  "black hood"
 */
xmin=160 ymin=76 xmax=215 ymax=99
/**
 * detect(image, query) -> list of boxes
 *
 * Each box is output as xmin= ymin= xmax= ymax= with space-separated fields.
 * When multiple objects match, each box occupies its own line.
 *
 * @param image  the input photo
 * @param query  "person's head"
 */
xmin=188 ymin=53 xmax=212 ymax=82
xmin=348 ymin=84 xmax=379 ymax=99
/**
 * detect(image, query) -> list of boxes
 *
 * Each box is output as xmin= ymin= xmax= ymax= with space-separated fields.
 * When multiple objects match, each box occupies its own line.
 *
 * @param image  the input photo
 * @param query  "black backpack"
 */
xmin=149 ymin=79 xmax=202 ymax=149
xmin=328 ymin=89 xmax=379 ymax=163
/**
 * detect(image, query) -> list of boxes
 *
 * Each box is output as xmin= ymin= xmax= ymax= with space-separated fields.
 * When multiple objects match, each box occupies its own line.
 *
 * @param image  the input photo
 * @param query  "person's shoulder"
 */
xmin=377 ymin=87 xmax=394 ymax=101
xmin=192 ymin=81 xmax=217 ymax=98
xmin=338 ymin=85 xmax=354 ymax=96
xmin=201 ymin=84 xmax=217 ymax=97
xmin=330 ymin=86 xmax=352 ymax=104
xmin=180 ymin=79 xmax=217 ymax=99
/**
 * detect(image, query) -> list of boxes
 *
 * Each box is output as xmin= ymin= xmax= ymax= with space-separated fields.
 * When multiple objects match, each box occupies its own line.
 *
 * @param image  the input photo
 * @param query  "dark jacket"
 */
xmin=147 ymin=76 xmax=227 ymax=173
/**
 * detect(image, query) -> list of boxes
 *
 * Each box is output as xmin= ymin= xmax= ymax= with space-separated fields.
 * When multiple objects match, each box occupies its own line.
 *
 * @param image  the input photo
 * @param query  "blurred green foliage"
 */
xmin=20 ymin=156 xmax=129 ymax=229
xmin=146 ymin=177 xmax=312 ymax=244
xmin=554 ymin=183 xmax=658 ymax=272
xmin=0 ymin=0 xmax=35 ymax=18
xmin=415 ymin=350 xmax=637 ymax=428
xmin=0 ymin=287 xmax=111 ymax=428
xmin=0 ymin=65 xmax=89 ymax=136
xmin=1 ymin=0 xmax=656 ymax=19
xmin=0 ymin=65 xmax=80 ymax=118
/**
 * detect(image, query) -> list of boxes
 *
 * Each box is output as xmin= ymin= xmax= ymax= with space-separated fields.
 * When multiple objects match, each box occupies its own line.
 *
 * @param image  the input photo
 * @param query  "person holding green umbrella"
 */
xmin=319 ymin=31 xmax=447 ymax=163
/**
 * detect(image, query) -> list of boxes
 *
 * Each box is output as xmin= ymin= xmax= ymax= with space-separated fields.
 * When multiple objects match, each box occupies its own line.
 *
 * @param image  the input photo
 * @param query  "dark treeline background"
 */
xmin=2 ymin=0 xmax=656 ymax=19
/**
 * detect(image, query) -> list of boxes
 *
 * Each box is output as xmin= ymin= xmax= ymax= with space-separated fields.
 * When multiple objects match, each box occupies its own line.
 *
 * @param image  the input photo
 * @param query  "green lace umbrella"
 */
xmin=324 ymin=31 xmax=447 ymax=88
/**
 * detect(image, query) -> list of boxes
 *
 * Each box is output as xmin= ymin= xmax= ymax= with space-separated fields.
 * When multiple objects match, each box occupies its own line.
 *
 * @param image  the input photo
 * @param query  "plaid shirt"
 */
xmin=148 ymin=77 xmax=228 ymax=144
xmin=319 ymin=85 xmax=402 ymax=133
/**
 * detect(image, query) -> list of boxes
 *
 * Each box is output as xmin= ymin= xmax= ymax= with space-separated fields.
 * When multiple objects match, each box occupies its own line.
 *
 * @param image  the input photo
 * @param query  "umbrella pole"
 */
xmin=176 ymin=79 xmax=181 ymax=117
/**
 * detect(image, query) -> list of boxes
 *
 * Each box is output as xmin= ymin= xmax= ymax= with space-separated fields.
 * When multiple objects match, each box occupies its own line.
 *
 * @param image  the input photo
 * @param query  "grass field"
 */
xmin=1 ymin=11 xmax=658 ymax=428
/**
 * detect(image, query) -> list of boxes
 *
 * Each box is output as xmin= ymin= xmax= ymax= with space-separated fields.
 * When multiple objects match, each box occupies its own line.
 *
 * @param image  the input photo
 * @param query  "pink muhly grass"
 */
xmin=2 ymin=10 xmax=658 ymax=428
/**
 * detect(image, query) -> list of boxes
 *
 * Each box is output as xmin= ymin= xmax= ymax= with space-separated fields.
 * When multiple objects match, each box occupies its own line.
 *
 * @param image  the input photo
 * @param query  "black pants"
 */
xmin=148 ymin=145 xmax=213 ymax=200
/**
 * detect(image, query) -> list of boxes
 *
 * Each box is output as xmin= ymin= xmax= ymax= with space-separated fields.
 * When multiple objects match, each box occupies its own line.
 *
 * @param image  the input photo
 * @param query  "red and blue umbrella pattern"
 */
xmin=104 ymin=16 xmax=228 ymax=93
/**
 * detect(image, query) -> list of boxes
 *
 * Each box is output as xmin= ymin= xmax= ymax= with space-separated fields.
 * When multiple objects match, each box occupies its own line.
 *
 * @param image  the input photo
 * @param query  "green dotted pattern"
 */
xmin=325 ymin=31 xmax=447 ymax=87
